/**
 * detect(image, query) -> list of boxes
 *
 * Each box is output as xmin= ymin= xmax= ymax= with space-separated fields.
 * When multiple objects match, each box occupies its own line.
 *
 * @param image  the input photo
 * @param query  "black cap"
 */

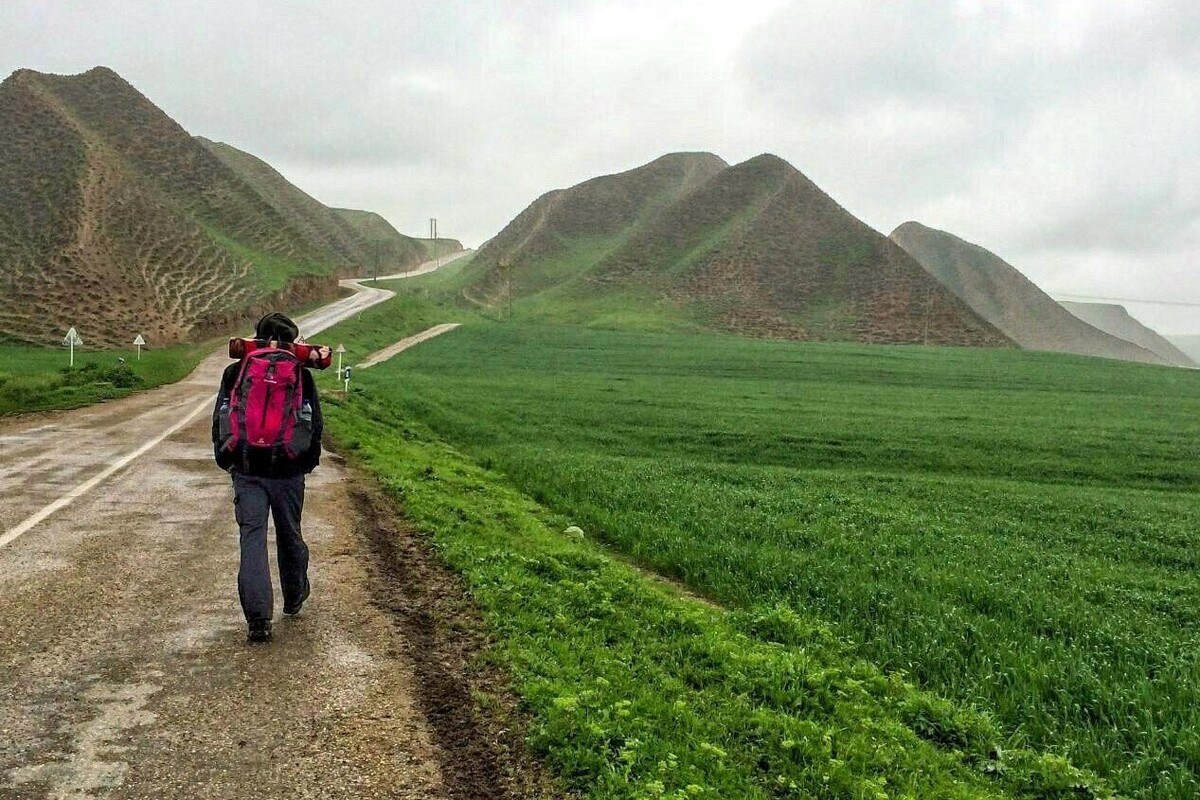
xmin=255 ymin=312 xmax=299 ymax=343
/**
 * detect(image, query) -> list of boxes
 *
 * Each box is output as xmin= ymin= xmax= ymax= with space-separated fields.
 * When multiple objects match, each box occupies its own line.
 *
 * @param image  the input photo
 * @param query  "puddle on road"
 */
xmin=164 ymin=597 xmax=239 ymax=654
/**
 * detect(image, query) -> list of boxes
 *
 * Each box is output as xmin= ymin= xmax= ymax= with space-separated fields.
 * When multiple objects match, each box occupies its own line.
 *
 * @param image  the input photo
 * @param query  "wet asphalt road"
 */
xmin=0 ymin=263 xmax=465 ymax=799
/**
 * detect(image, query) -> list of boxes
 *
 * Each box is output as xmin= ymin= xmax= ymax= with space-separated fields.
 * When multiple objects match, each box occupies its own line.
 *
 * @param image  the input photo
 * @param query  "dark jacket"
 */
xmin=211 ymin=360 xmax=323 ymax=478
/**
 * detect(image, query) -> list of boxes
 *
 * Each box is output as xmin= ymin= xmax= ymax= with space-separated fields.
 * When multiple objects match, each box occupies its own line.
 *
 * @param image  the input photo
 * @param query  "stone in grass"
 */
xmin=563 ymin=526 xmax=585 ymax=540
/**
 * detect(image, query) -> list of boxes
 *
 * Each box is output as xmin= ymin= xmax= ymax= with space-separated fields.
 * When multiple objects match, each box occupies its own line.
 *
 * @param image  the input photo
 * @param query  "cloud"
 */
xmin=735 ymin=1 xmax=1200 ymax=329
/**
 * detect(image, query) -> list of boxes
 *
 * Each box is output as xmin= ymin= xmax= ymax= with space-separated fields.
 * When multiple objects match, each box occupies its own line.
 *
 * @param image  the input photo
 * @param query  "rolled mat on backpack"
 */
xmin=228 ymin=338 xmax=333 ymax=370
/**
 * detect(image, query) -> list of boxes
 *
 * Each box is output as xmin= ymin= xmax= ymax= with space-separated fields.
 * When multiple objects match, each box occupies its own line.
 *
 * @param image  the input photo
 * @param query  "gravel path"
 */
xmin=357 ymin=324 xmax=461 ymax=370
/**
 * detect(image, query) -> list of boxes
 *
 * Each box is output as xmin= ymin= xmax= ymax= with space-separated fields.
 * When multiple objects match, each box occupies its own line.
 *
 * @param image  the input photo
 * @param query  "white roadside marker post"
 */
xmin=133 ymin=333 xmax=146 ymax=361
xmin=342 ymin=366 xmax=352 ymax=393
xmin=63 ymin=327 xmax=83 ymax=367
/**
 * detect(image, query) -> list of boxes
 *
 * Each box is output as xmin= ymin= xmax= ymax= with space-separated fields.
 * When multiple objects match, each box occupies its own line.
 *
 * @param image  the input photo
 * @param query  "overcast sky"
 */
xmin=4 ymin=1 xmax=1198 ymax=332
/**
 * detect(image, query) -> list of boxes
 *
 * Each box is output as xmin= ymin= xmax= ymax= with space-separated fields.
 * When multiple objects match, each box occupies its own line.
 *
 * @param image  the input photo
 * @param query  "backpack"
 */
xmin=218 ymin=345 xmax=313 ymax=464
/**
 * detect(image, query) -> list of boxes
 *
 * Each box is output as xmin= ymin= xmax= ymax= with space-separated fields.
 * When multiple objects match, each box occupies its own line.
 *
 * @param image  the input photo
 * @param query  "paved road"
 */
xmin=0 ymin=256 xmax=483 ymax=799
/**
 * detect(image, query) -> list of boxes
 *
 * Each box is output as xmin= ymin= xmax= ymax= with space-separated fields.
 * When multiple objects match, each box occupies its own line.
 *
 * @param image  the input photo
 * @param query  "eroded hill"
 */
xmin=469 ymin=153 xmax=1010 ymax=347
xmin=890 ymin=221 xmax=1174 ymax=366
xmin=0 ymin=66 xmax=425 ymax=347
xmin=198 ymin=138 xmax=372 ymax=269
xmin=469 ymin=151 xmax=729 ymax=300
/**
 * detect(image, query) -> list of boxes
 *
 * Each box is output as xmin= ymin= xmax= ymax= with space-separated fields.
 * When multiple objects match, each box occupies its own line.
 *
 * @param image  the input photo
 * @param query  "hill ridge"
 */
xmin=470 ymin=151 xmax=730 ymax=301
xmin=890 ymin=221 xmax=1175 ymax=365
xmin=467 ymin=152 xmax=1011 ymax=347
xmin=0 ymin=66 xmax=425 ymax=347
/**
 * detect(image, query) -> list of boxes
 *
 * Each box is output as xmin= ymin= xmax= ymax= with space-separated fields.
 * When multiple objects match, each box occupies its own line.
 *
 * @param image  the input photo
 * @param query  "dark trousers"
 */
xmin=232 ymin=473 xmax=309 ymax=623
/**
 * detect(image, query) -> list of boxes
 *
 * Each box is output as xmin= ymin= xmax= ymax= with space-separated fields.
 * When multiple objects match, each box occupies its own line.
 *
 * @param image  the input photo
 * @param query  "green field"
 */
xmin=0 ymin=342 xmax=208 ymax=417
xmin=316 ymin=280 xmax=1200 ymax=798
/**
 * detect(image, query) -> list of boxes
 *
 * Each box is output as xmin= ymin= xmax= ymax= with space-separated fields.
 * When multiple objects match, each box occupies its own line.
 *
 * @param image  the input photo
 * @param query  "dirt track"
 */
xmin=0 ymin=258 xmax=544 ymax=799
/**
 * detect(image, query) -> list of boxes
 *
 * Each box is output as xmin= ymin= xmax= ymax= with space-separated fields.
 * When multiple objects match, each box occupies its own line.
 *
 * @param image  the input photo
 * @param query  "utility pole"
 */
xmin=429 ymin=218 xmax=439 ymax=266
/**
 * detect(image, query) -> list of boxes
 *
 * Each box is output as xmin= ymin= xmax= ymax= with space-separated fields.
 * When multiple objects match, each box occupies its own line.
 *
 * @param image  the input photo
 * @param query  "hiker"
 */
xmin=212 ymin=312 xmax=323 ymax=643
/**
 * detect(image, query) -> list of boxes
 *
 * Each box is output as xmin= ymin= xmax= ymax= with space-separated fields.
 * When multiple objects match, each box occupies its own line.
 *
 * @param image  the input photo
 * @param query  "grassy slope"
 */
xmin=371 ymin=320 xmax=1200 ymax=798
xmin=315 ymin=281 xmax=1122 ymax=798
xmin=466 ymin=153 xmax=729 ymax=327
xmin=199 ymin=139 xmax=367 ymax=270
xmin=417 ymin=250 xmax=708 ymax=336
xmin=0 ymin=342 xmax=208 ymax=416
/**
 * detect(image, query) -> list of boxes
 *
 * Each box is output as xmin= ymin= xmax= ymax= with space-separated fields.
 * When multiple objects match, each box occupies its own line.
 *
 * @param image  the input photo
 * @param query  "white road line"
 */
xmin=0 ymin=395 xmax=214 ymax=550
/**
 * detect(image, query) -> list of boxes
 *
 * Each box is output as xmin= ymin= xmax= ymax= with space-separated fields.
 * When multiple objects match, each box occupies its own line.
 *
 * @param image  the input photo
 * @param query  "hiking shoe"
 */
xmin=283 ymin=585 xmax=310 ymax=616
xmin=247 ymin=619 xmax=272 ymax=643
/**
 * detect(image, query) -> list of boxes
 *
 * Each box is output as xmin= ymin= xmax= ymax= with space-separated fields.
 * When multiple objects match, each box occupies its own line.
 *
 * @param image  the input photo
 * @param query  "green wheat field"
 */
xmin=315 ymin=275 xmax=1200 ymax=799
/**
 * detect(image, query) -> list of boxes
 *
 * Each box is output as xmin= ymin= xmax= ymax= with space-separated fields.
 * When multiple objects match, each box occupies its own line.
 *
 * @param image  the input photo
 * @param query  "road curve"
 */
xmin=0 ymin=254 xmax=480 ymax=799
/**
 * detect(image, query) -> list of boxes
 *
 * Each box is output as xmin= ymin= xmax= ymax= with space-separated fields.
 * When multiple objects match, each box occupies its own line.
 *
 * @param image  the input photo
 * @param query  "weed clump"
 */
xmin=56 ymin=361 xmax=142 ymax=389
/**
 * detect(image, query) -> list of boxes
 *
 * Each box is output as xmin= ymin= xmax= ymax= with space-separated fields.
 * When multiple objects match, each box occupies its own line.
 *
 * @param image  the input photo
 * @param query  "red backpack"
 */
xmin=221 ymin=345 xmax=312 ymax=461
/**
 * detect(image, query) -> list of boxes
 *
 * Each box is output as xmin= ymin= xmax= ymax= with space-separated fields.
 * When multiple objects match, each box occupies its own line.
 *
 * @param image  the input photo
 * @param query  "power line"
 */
xmin=1053 ymin=293 xmax=1200 ymax=309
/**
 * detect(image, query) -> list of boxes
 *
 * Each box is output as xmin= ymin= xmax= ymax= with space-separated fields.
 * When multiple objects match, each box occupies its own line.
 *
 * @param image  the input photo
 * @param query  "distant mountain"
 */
xmin=1059 ymin=302 xmax=1194 ymax=367
xmin=332 ymin=208 xmax=461 ymax=274
xmin=202 ymin=142 xmax=463 ymax=278
xmin=0 ymin=66 xmax=400 ymax=347
xmin=890 ymin=222 xmax=1170 ymax=365
xmin=469 ymin=153 xmax=1010 ymax=347
xmin=1166 ymin=335 xmax=1200 ymax=365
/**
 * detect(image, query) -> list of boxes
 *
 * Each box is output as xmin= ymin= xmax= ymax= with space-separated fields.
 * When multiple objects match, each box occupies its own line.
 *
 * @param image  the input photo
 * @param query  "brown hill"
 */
xmin=0 ymin=67 xmax=365 ymax=347
xmin=470 ymin=153 xmax=1010 ymax=347
xmin=613 ymin=155 xmax=1011 ymax=344
xmin=202 ymin=143 xmax=464 ymax=274
xmin=890 ymin=222 xmax=1171 ymax=365
xmin=332 ymin=208 xmax=462 ymax=274
xmin=1059 ymin=301 xmax=1194 ymax=366
xmin=198 ymin=138 xmax=370 ymax=267
xmin=470 ymin=151 xmax=730 ymax=296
